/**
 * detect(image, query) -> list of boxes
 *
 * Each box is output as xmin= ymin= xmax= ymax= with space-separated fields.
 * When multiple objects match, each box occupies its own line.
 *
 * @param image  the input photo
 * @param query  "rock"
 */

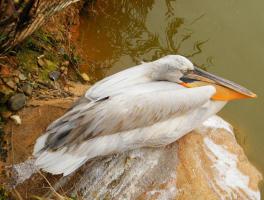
xmin=37 ymin=59 xmax=45 ymax=68
xmin=55 ymin=117 xmax=262 ymax=200
xmin=37 ymin=55 xmax=45 ymax=68
xmin=48 ymin=71 xmax=60 ymax=81
xmin=18 ymin=73 xmax=27 ymax=81
xmin=81 ymin=72 xmax=90 ymax=82
xmin=2 ymin=87 xmax=261 ymax=200
xmin=7 ymin=93 xmax=26 ymax=111
xmin=21 ymin=83 xmax=33 ymax=96
xmin=58 ymin=47 xmax=66 ymax=55
xmin=3 ymin=78 xmax=17 ymax=90
xmin=13 ymin=77 xmax=20 ymax=83
xmin=10 ymin=115 xmax=21 ymax=125
xmin=37 ymin=57 xmax=57 ymax=70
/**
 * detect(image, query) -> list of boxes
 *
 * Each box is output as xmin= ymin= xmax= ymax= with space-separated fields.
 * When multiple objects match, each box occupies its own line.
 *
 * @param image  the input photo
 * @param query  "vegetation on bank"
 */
xmin=0 ymin=1 xmax=88 ymax=199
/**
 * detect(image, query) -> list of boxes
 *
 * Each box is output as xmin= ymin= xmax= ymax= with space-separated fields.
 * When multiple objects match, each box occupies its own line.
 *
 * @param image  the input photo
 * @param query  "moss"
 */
xmin=16 ymin=29 xmax=65 ymax=82
xmin=0 ymin=186 xmax=9 ymax=200
xmin=17 ymin=48 xmax=39 ymax=73
xmin=39 ymin=59 xmax=58 ymax=81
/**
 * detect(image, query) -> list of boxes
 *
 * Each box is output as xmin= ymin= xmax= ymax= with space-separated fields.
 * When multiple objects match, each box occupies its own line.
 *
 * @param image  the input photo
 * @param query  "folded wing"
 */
xmin=34 ymin=82 xmax=216 ymax=175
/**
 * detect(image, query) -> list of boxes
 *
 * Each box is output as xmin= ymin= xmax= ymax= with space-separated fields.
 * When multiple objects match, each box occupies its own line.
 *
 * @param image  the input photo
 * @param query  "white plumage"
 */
xmin=34 ymin=55 xmax=229 ymax=176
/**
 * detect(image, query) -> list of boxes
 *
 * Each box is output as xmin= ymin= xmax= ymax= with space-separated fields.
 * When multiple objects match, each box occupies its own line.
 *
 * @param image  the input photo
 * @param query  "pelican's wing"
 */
xmin=85 ymin=63 xmax=152 ymax=100
xmin=34 ymin=83 xmax=216 ymax=175
xmin=35 ymin=83 xmax=215 ymax=152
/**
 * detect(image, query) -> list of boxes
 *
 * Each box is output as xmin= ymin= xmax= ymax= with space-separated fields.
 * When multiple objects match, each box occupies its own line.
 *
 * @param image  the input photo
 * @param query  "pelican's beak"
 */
xmin=180 ymin=67 xmax=257 ymax=101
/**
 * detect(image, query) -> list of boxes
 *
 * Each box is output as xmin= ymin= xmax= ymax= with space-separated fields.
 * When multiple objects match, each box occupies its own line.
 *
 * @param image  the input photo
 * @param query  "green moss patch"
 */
xmin=0 ymin=186 xmax=9 ymax=200
xmin=16 ymin=29 xmax=66 ymax=82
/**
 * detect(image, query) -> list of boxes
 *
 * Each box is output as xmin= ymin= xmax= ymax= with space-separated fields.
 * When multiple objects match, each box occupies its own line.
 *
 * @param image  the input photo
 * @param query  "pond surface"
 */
xmin=77 ymin=0 xmax=264 ymax=195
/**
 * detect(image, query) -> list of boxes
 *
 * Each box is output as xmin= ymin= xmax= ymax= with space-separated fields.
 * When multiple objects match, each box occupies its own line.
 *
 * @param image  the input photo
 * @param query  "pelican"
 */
xmin=33 ymin=55 xmax=256 ymax=176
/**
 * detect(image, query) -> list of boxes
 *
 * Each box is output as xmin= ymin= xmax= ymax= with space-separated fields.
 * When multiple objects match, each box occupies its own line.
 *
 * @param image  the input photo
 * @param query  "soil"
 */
xmin=0 ymin=2 xmax=90 ymax=199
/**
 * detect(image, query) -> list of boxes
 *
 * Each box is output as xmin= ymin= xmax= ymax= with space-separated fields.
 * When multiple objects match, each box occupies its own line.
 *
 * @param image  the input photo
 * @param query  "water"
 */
xmin=77 ymin=0 xmax=264 ymax=195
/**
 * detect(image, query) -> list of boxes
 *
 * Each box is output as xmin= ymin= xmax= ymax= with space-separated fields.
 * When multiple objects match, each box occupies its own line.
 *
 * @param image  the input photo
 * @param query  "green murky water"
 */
xmin=77 ymin=0 xmax=264 ymax=195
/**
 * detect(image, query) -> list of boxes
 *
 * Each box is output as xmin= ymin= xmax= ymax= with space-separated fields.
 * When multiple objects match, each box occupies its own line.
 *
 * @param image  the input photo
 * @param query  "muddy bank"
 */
xmin=2 ymin=83 xmax=88 ymax=199
xmin=0 ymin=1 xmax=90 ymax=198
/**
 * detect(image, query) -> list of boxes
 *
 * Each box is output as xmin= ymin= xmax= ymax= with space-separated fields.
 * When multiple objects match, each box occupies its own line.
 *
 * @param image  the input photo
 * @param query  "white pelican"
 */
xmin=33 ymin=55 xmax=256 ymax=176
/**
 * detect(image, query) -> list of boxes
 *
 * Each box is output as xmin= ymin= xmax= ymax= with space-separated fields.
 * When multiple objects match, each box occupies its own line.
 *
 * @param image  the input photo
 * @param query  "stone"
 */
xmin=21 ymin=83 xmax=33 ymax=96
xmin=58 ymin=47 xmax=66 ymax=55
xmin=10 ymin=115 xmax=21 ymax=125
xmin=37 ymin=57 xmax=57 ymax=70
xmin=48 ymin=71 xmax=60 ymax=81
xmin=37 ymin=56 xmax=45 ymax=68
xmin=7 ymin=93 xmax=26 ymax=111
xmin=18 ymin=73 xmax=27 ymax=81
xmin=81 ymin=72 xmax=90 ymax=82
xmin=3 ymin=78 xmax=17 ymax=90
xmin=13 ymin=77 xmax=20 ymax=83
xmin=2 ymin=84 xmax=261 ymax=200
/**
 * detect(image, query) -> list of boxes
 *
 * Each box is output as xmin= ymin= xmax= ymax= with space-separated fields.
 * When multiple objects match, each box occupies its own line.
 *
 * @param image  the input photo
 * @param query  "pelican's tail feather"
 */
xmin=35 ymin=149 xmax=88 ymax=176
xmin=34 ymin=133 xmax=88 ymax=176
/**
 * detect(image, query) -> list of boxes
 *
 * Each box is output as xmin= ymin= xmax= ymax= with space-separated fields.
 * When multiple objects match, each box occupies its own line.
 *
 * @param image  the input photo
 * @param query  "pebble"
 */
xmin=5 ymin=79 xmax=17 ymax=90
xmin=49 ymin=71 xmax=60 ymax=81
xmin=37 ymin=57 xmax=46 ymax=68
xmin=81 ymin=73 xmax=90 ymax=82
xmin=18 ymin=73 xmax=27 ymax=81
xmin=10 ymin=115 xmax=21 ymax=125
xmin=21 ymin=83 xmax=33 ymax=96
xmin=37 ymin=57 xmax=57 ymax=70
xmin=14 ymin=77 xmax=20 ymax=83
xmin=59 ymin=48 xmax=66 ymax=55
xmin=8 ymin=93 xmax=26 ymax=111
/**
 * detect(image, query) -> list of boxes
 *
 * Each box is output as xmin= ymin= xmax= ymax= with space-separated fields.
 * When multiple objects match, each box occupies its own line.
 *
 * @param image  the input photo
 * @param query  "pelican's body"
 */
xmin=33 ymin=55 xmax=255 ymax=176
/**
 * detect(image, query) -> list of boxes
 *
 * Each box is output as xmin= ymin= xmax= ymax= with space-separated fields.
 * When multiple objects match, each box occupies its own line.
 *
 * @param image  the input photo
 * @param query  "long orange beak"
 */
xmin=181 ymin=67 xmax=257 ymax=101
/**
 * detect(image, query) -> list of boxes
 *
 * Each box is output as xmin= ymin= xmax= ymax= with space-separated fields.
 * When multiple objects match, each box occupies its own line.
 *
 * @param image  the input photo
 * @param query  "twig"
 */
xmin=36 ymin=169 xmax=66 ymax=200
xmin=13 ymin=188 xmax=24 ymax=200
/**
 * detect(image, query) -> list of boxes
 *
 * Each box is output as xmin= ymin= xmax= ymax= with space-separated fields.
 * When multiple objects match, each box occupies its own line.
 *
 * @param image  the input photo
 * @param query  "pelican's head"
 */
xmin=153 ymin=55 xmax=256 ymax=101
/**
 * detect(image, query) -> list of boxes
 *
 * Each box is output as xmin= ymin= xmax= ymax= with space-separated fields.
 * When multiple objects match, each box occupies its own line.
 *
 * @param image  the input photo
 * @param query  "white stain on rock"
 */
xmin=204 ymin=137 xmax=260 ymax=200
xmin=202 ymin=115 xmax=233 ymax=134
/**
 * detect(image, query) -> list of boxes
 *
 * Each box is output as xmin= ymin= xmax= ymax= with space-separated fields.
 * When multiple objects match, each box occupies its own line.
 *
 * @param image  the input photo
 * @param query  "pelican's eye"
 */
xmin=182 ymin=69 xmax=193 ymax=75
